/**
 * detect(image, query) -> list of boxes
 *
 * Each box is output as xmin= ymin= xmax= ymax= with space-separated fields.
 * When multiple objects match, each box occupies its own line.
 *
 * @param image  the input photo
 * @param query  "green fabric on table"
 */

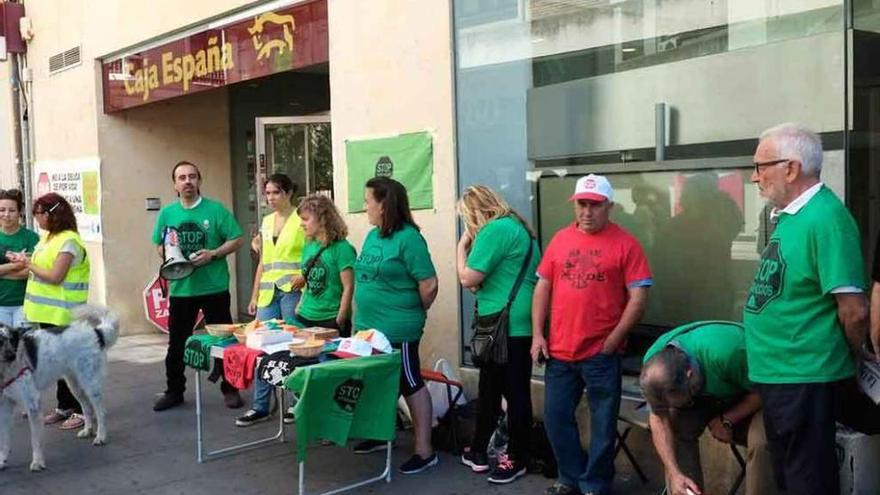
xmin=184 ymin=334 xmax=235 ymax=371
xmin=284 ymin=352 xmax=401 ymax=461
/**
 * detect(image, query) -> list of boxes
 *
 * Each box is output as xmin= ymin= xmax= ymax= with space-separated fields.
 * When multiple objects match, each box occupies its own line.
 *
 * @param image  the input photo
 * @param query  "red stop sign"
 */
xmin=143 ymin=275 xmax=204 ymax=333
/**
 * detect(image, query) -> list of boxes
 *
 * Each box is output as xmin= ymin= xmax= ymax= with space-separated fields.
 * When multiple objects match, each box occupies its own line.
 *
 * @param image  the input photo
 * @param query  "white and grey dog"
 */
xmin=0 ymin=305 xmax=120 ymax=471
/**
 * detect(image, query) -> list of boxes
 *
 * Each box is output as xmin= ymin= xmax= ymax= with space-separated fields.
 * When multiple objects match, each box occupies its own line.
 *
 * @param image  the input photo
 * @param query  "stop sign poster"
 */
xmin=143 ymin=275 xmax=203 ymax=333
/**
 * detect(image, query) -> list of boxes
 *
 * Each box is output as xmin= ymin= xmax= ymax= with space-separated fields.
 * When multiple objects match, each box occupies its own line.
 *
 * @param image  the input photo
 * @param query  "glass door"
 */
xmin=236 ymin=116 xmax=332 ymax=318
xmin=254 ymin=115 xmax=333 ymax=221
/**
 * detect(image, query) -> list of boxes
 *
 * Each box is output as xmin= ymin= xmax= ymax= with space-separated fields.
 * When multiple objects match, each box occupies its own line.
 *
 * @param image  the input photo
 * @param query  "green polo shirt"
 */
xmin=743 ymin=186 xmax=865 ymax=384
xmin=644 ymin=321 xmax=750 ymax=401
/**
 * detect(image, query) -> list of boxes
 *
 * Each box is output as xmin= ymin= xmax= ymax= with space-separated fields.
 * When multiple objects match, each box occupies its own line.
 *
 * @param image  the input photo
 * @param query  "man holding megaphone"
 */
xmin=151 ymin=161 xmax=245 ymax=411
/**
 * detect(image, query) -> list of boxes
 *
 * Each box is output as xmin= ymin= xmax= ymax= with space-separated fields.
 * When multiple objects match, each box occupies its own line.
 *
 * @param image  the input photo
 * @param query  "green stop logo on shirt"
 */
xmin=176 ymin=221 xmax=207 ymax=257
xmin=745 ymin=239 xmax=786 ymax=313
xmin=306 ymin=259 xmax=328 ymax=297
xmin=356 ymin=246 xmax=383 ymax=283
xmin=334 ymin=378 xmax=364 ymax=413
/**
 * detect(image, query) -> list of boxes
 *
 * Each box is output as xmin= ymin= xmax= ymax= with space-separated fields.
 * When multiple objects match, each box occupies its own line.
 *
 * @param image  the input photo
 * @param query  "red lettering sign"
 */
xmin=143 ymin=275 xmax=204 ymax=333
xmin=101 ymin=0 xmax=328 ymax=112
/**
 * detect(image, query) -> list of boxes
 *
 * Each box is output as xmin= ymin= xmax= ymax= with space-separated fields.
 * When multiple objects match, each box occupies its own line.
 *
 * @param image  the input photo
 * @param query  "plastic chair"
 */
xmin=421 ymin=368 xmax=465 ymax=453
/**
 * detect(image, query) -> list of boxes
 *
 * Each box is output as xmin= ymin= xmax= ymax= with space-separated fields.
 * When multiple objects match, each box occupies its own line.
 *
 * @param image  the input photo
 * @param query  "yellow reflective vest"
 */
xmin=257 ymin=212 xmax=305 ymax=307
xmin=24 ymin=230 xmax=90 ymax=326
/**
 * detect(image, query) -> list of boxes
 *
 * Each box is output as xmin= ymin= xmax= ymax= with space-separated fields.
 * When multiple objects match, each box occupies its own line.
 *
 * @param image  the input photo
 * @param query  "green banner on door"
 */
xmin=345 ymin=132 xmax=433 ymax=213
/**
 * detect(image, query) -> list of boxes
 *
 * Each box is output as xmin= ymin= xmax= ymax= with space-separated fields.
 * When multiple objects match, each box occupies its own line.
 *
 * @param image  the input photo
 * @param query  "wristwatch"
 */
xmin=720 ymin=415 xmax=734 ymax=430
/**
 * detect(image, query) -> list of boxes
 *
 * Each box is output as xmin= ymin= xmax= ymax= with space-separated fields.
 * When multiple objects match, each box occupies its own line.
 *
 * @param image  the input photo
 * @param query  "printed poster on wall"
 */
xmin=345 ymin=131 xmax=433 ymax=213
xmin=33 ymin=157 xmax=102 ymax=242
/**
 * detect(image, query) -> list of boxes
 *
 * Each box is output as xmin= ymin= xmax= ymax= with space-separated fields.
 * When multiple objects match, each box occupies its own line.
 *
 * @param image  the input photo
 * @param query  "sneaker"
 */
xmin=59 ymin=413 xmax=85 ymax=430
xmin=235 ymin=409 xmax=270 ymax=427
xmin=460 ymin=448 xmax=490 ymax=473
xmin=283 ymin=407 xmax=295 ymax=424
xmin=43 ymin=408 xmax=72 ymax=425
xmin=153 ymin=392 xmax=184 ymax=412
xmin=353 ymin=439 xmax=394 ymax=454
xmin=544 ymin=482 xmax=582 ymax=495
xmin=223 ymin=389 xmax=244 ymax=409
xmin=399 ymin=452 xmax=439 ymax=475
xmin=487 ymin=453 xmax=526 ymax=484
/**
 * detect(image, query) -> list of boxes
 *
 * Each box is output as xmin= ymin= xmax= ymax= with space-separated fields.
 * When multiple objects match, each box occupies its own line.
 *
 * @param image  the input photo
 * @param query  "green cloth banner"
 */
xmin=345 ymin=132 xmax=433 ymax=213
xmin=285 ymin=352 xmax=401 ymax=461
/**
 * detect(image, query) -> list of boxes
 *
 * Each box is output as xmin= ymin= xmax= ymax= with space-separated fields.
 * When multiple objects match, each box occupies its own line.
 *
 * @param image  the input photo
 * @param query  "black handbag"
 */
xmin=470 ymin=235 xmax=534 ymax=367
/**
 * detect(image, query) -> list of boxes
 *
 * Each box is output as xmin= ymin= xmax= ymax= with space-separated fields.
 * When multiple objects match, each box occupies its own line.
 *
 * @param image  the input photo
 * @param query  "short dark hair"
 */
xmin=640 ymin=346 xmax=694 ymax=415
xmin=0 ymin=188 xmax=24 ymax=212
xmin=171 ymin=161 xmax=200 ymax=181
xmin=365 ymin=177 xmax=418 ymax=237
xmin=33 ymin=193 xmax=77 ymax=235
xmin=266 ymin=173 xmax=298 ymax=202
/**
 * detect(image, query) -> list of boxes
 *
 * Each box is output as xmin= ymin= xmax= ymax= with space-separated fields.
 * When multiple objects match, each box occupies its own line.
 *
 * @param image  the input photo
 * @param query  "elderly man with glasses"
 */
xmin=640 ymin=321 xmax=778 ymax=495
xmin=744 ymin=123 xmax=870 ymax=495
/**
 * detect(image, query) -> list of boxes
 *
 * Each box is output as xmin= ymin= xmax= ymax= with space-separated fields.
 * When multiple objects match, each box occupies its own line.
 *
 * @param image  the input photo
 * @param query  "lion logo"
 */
xmin=248 ymin=12 xmax=295 ymax=61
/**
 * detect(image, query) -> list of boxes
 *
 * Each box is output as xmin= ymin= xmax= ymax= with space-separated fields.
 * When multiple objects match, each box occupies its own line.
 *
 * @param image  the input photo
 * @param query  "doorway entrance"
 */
xmin=235 ymin=115 xmax=333 ymax=319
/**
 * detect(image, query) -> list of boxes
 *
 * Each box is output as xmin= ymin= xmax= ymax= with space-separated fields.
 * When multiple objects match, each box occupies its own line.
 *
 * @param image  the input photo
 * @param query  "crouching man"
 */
xmin=640 ymin=321 xmax=779 ymax=495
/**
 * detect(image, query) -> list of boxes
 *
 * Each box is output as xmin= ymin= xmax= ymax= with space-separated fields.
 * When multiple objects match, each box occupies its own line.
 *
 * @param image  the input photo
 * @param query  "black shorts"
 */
xmin=392 ymin=340 xmax=424 ymax=397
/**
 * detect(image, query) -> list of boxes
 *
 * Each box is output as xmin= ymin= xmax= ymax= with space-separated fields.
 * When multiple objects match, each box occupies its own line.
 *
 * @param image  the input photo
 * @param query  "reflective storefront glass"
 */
xmin=453 ymin=0 xmax=860 ymax=365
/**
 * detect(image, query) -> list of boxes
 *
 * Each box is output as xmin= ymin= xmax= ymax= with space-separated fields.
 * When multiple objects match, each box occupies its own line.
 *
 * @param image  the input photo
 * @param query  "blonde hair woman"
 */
xmin=294 ymin=194 xmax=355 ymax=333
xmin=456 ymin=185 xmax=538 ymax=484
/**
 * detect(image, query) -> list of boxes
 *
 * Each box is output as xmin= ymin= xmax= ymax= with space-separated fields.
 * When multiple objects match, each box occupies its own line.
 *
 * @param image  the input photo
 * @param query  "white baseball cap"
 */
xmin=570 ymin=174 xmax=614 ymax=202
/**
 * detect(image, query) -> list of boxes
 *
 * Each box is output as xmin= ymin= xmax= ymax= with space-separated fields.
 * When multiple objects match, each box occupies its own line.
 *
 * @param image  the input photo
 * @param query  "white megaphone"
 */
xmin=160 ymin=227 xmax=194 ymax=280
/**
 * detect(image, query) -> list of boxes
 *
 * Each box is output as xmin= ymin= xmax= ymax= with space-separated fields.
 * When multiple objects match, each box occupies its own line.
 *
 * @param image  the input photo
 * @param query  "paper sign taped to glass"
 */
xmin=345 ymin=131 xmax=433 ymax=213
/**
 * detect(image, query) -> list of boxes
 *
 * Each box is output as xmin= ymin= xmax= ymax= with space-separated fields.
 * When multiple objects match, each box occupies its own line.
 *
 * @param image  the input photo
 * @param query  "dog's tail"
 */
xmin=72 ymin=305 xmax=121 ymax=349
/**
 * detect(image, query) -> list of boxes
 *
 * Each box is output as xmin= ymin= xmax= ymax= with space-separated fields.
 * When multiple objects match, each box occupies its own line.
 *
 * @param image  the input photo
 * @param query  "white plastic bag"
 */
xmin=427 ymin=358 xmax=467 ymax=427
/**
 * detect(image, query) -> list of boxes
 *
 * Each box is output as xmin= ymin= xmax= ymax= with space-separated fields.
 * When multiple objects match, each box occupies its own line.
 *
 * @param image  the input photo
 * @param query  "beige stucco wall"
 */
xmin=24 ymin=0 xmax=249 ymax=332
xmin=97 ymin=90 xmax=233 ymax=333
xmin=328 ymin=0 xmax=460 ymax=367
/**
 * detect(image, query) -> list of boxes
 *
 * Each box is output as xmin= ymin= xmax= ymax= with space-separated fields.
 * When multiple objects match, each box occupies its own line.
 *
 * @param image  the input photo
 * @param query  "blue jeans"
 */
xmin=0 ymin=305 xmax=25 ymax=327
xmin=251 ymin=288 xmax=301 ymax=414
xmin=544 ymin=353 xmax=622 ymax=495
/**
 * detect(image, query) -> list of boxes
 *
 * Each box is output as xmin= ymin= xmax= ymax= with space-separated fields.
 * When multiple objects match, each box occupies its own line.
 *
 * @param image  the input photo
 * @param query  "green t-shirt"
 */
xmin=353 ymin=224 xmax=436 ymax=343
xmin=644 ymin=321 xmax=750 ymax=401
xmin=298 ymin=239 xmax=357 ymax=322
xmin=151 ymin=197 xmax=243 ymax=297
xmin=0 ymin=227 xmax=39 ymax=306
xmin=466 ymin=216 xmax=539 ymax=337
xmin=743 ymin=186 xmax=865 ymax=384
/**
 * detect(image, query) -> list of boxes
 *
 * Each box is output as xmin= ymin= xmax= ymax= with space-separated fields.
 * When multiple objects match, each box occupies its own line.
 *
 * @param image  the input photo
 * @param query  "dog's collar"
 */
xmin=0 ymin=366 xmax=31 ymax=391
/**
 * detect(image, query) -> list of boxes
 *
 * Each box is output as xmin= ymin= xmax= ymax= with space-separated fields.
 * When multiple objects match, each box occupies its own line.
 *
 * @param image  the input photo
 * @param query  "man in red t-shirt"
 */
xmin=532 ymin=174 xmax=652 ymax=495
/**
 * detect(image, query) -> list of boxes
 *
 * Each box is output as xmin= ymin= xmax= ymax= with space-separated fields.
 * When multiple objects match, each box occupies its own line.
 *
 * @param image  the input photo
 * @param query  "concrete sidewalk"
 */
xmin=1 ymin=334 xmax=666 ymax=495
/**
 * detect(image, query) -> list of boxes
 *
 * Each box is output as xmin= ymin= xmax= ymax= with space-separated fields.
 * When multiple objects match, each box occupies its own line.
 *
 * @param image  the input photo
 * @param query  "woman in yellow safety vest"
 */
xmin=238 ymin=174 xmax=305 ymax=425
xmin=7 ymin=193 xmax=91 ymax=431
xmin=247 ymin=173 xmax=306 ymax=320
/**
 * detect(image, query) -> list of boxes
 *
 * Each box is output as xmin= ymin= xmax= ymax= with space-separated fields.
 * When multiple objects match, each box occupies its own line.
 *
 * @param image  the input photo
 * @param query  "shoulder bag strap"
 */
xmin=302 ymin=244 xmax=330 ymax=287
xmin=504 ymin=231 xmax=534 ymax=309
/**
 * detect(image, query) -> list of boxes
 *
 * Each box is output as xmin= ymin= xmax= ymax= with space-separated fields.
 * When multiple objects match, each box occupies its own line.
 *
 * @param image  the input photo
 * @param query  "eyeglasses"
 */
xmin=754 ymin=158 xmax=790 ymax=175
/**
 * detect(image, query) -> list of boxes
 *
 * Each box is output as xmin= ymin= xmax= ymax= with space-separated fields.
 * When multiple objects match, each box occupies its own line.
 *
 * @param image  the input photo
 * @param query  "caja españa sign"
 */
xmin=101 ymin=0 xmax=327 ymax=113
